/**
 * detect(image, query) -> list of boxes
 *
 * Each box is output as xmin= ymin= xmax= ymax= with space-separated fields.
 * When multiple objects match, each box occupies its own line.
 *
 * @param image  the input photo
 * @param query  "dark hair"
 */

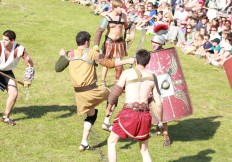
xmin=136 ymin=49 xmax=150 ymax=66
xmin=147 ymin=2 xmax=154 ymax=7
xmin=3 ymin=30 xmax=16 ymax=41
xmin=200 ymin=15 xmax=208 ymax=21
xmin=210 ymin=25 xmax=218 ymax=30
xmin=172 ymin=19 xmax=178 ymax=26
xmin=76 ymin=31 xmax=91 ymax=46
xmin=204 ymin=34 xmax=210 ymax=39
xmin=158 ymin=11 xmax=163 ymax=15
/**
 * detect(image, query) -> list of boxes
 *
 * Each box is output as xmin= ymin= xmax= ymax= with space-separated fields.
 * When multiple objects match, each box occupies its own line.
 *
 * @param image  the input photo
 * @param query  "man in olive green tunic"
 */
xmin=55 ymin=31 xmax=134 ymax=151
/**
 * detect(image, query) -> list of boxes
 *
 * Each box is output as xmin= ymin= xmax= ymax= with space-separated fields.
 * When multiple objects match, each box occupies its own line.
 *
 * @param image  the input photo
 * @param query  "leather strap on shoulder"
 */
xmin=126 ymin=68 xmax=153 ymax=85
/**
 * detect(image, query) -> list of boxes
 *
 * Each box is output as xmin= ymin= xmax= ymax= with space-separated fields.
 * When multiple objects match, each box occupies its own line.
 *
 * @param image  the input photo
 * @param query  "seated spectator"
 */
xmin=136 ymin=2 xmax=157 ymax=30
xmin=173 ymin=4 xmax=188 ymax=21
xmin=196 ymin=15 xmax=209 ymax=31
xmin=135 ymin=4 xmax=149 ymax=30
xmin=157 ymin=1 xmax=170 ymax=13
xmin=205 ymin=0 xmax=219 ymax=22
xmin=220 ymin=29 xmax=231 ymax=45
xmin=209 ymin=25 xmax=221 ymax=41
xmin=176 ymin=20 xmax=187 ymax=46
xmin=190 ymin=17 xmax=199 ymax=31
xmin=218 ymin=13 xmax=229 ymax=31
xmin=199 ymin=27 xmax=207 ymax=36
xmin=145 ymin=2 xmax=157 ymax=17
xmin=167 ymin=19 xmax=179 ymax=44
xmin=180 ymin=24 xmax=195 ymax=49
xmin=93 ymin=0 xmax=110 ymax=15
xmin=128 ymin=3 xmax=144 ymax=23
xmin=185 ymin=32 xmax=204 ymax=55
xmin=162 ymin=11 xmax=173 ymax=26
xmin=206 ymin=38 xmax=222 ymax=62
xmin=212 ymin=18 xmax=220 ymax=29
xmin=208 ymin=35 xmax=232 ymax=67
xmin=219 ymin=23 xmax=231 ymax=36
xmin=203 ymin=34 xmax=214 ymax=54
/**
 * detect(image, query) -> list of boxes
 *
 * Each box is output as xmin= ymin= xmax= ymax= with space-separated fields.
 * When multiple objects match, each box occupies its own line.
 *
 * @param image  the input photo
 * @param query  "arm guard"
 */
xmin=94 ymin=27 xmax=105 ymax=46
xmin=98 ymin=58 xmax=115 ymax=68
xmin=97 ymin=53 xmax=115 ymax=68
xmin=24 ymin=67 xmax=35 ymax=82
xmin=94 ymin=18 xmax=108 ymax=46
xmin=55 ymin=55 xmax=69 ymax=72
xmin=108 ymin=84 xmax=123 ymax=105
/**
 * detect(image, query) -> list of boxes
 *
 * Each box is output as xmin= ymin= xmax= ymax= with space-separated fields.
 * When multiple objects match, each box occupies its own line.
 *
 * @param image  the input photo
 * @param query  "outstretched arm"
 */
xmin=55 ymin=48 xmax=69 ymax=72
xmin=106 ymin=71 xmax=127 ymax=116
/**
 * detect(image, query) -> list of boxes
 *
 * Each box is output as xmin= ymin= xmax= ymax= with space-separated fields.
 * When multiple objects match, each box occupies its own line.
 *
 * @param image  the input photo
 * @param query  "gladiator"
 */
xmin=55 ymin=31 xmax=134 ymax=151
xmin=106 ymin=49 xmax=163 ymax=162
xmin=0 ymin=30 xmax=35 ymax=126
xmin=94 ymin=0 xmax=130 ymax=85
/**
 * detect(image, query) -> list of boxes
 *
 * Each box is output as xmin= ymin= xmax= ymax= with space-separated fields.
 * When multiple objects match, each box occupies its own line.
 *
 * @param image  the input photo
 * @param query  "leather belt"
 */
xmin=74 ymin=82 xmax=97 ymax=92
xmin=123 ymin=102 xmax=149 ymax=112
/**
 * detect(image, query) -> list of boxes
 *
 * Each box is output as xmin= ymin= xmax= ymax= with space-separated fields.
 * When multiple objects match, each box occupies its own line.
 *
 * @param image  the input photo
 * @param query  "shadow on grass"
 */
xmin=169 ymin=116 xmax=222 ymax=142
xmin=170 ymin=149 xmax=215 ymax=162
xmin=12 ymin=105 xmax=76 ymax=121
xmin=150 ymin=116 xmax=221 ymax=142
xmin=124 ymin=116 xmax=222 ymax=149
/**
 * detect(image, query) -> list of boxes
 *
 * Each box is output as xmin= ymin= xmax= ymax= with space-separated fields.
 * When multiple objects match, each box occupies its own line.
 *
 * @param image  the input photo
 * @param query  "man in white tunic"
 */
xmin=0 ymin=30 xmax=34 ymax=126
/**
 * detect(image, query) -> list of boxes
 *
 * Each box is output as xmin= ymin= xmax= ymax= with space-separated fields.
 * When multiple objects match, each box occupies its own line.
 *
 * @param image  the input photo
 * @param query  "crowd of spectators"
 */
xmin=65 ymin=0 xmax=232 ymax=68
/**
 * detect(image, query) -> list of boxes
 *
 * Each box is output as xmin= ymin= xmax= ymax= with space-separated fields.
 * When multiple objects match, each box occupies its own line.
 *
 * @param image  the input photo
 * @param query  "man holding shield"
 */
xmin=150 ymin=24 xmax=171 ymax=147
xmin=148 ymin=24 xmax=193 ymax=147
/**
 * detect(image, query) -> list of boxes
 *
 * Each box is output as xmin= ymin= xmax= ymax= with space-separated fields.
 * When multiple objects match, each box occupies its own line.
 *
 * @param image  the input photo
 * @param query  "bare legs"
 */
xmin=162 ymin=122 xmax=171 ymax=147
xmin=79 ymin=108 xmax=97 ymax=151
xmin=108 ymin=131 xmax=120 ymax=162
xmin=101 ymin=67 xmax=108 ymax=86
xmin=4 ymin=79 xmax=18 ymax=115
xmin=139 ymin=140 xmax=152 ymax=162
xmin=2 ymin=79 xmax=18 ymax=125
xmin=108 ymin=131 xmax=152 ymax=162
xmin=102 ymin=104 xmax=116 ymax=131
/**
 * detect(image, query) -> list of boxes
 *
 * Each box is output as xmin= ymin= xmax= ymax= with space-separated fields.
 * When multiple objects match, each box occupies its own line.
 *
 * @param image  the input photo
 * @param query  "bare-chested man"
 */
xmin=106 ymin=49 xmax=163 ymax=162
xmin=94 ymin=0 xmax=130 ymax=86
xmin=0 ymin=30 xmax=35 ymax=126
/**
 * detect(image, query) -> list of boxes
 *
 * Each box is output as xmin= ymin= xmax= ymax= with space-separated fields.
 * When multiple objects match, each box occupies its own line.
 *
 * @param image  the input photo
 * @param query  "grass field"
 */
xmin=0 ymin=0 xmax=232 ymax=161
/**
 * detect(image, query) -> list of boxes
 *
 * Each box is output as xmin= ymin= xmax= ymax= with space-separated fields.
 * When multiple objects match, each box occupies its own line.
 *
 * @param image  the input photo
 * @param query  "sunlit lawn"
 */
xmin=0 ymin=0 xmax=232 ymax=161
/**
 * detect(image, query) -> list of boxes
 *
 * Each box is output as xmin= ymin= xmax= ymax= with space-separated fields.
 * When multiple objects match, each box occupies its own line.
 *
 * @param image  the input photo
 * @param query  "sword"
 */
xmin=0 ymin=71 xmax=24 ymax=86
xmin=129 ymin=27 xmax=146 ymax=68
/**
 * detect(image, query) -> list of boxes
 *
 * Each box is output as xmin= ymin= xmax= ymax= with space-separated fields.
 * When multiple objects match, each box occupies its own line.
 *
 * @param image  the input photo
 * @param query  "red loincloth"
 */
xmin=112 ymin=108 xmax=151 ymax=141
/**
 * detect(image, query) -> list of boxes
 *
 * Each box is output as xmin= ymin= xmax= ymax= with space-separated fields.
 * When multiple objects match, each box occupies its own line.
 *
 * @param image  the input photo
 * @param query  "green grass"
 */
xmin=0 ymin=0 xmax=232 ymax=161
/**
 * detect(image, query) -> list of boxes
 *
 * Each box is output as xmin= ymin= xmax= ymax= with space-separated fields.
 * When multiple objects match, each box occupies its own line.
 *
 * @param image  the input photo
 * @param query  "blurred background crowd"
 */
xmin=64 ymin=0 xmax=232 ymax=68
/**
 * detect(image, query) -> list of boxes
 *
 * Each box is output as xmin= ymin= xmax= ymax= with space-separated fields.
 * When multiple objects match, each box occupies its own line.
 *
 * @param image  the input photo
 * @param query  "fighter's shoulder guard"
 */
xmin=55 ymin=51 xmax=70 ymax=72
xmin=100 ymin=17 xmax=109 ymax=29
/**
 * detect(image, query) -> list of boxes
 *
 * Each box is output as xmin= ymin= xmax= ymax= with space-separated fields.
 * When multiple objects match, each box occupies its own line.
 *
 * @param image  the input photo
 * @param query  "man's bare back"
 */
xmin=117 ymin=66 xmax=157 ymax=104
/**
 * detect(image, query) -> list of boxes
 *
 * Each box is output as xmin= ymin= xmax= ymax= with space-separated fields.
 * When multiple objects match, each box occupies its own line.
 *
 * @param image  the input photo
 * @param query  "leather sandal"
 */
xmin=2 ymin=116 xmax=16 ymax=126
xmin=102 ymin=123 xmax=112 ymax=132
xmin=79 ymin=144 xmax=91 ymax=151
xmin=163 ymin=136 xmax=171 ymax=147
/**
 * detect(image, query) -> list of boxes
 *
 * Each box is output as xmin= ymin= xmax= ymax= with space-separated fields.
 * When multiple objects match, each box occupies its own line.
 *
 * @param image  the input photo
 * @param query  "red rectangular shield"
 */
xmin=223 ymin=57 xmax=232 ymax=88
xmin=146 ymin=47 xmax=193 ymax=123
